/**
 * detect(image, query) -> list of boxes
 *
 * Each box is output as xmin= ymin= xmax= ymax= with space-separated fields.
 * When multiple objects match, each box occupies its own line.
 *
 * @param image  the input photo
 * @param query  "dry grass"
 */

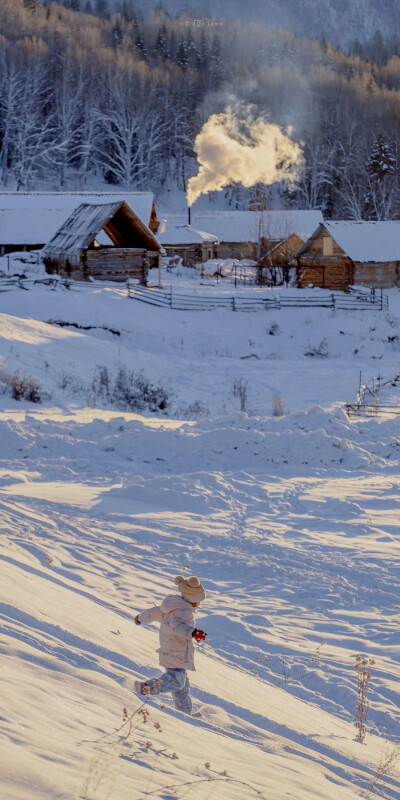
xmin=354 ymin=655 xmax=375 ymax=742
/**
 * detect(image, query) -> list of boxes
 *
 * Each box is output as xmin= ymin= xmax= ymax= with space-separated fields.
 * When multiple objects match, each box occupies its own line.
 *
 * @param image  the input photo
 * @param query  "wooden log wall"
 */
xmin=296 ymin=260 xmax=354 ymax=291
xmin=215 ymin=242 xmax=258 ymax=260
xmin=163 ymin=244 xmax=199 ymax=266
xmin=45 ymin=248 xmax=160 ymax=283
xmin=296 ymin=229 xmax=353 ymax=290
xmin=354 ymin=261 xmax=400 ymax=288
xmin=85 ymin=248 xmax=150 ymax=282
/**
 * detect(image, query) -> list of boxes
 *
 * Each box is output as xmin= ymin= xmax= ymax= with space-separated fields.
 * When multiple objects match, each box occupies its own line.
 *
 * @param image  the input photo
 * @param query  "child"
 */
xmin=133 ymin=575 xmax=207 ymax=716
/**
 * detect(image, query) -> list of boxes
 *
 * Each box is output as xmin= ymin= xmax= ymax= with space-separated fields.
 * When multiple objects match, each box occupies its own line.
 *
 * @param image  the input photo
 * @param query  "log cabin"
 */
xmin=0 ymin=192 xmax=159 ymax=256
xmin=296 ymin=221 xmax=400 ymax=290
xmin=42 ymin=201 xmax=163 ymax=283
xmin=162 ymin=210 xmax=323 ymax=261
xmin=157 ymin=223 xmax=218 ymax=266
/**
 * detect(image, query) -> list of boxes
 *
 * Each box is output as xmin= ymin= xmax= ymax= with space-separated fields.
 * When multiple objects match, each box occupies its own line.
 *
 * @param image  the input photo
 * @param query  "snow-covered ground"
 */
xmin=1 ymin=270 xmax=400 ymax=800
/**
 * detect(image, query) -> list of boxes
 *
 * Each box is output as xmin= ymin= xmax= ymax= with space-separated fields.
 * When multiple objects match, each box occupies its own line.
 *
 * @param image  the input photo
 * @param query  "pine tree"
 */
xmin=112 ymin=15 xmax=124 ymax=47
xmin=134 ymin=30 xmax=147 ymax=61
xmin=366 ymin=133 xmax=396 ymax=182
xmin=210 ymin=34 xmax=224 ymax=86
xmin=198 ymin=29 xmax=209 ymax=70
xmin=364 ymin=133 xmax=397 ymax=219
xmin=176 ymin=37 xmax=189 ymax=71
xmin=156 ymin=23 xmax=170 ymax=62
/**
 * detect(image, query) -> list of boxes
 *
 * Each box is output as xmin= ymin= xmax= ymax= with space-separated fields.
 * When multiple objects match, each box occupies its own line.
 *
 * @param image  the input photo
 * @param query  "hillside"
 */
xmin=1 ymin=1 xmax=400 ymax=218
xmin=116 ymin=0 xmax=400 ymax=43
xmin=1 ymin=273 xmax=400 ymax=799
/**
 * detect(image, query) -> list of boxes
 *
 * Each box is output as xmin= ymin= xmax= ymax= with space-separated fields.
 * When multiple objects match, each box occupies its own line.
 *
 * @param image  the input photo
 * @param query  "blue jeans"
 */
xmin=144 ymin=668 xmax=192 ymax=714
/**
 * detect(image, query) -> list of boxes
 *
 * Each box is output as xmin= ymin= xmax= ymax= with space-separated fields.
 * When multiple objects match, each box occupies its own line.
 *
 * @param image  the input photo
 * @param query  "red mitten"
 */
xmin=134 ymin=614 xmax=141 ymax=626
xmin=192 ymin=628 xmax=206 ymax=643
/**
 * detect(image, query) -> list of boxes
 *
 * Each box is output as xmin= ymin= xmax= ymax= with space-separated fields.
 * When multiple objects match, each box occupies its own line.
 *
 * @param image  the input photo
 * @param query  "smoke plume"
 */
xmin=187 ymin=105 xmax=303 ymax=207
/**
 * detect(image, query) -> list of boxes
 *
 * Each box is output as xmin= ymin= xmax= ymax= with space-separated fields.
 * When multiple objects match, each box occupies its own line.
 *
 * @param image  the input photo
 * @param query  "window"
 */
xmin=323 ymin=236 xmax=333 ymax=256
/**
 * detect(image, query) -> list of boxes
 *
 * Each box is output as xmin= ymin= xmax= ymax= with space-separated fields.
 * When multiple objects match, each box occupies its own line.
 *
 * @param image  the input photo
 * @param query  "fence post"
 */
xmin=232 ymin=295 xmax=236 ymax=311
xmin=331 ymin=293 xmax=335 ymax=309
xmin=380 ymin=289 xmax=383 ymax=310
xmin=170 ymin=285 xmax=173 ymax=308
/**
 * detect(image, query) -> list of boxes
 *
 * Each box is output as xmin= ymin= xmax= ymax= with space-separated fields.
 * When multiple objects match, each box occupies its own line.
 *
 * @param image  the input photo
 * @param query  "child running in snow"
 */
xmin=133 ymin=575 xmax=207 ymax=716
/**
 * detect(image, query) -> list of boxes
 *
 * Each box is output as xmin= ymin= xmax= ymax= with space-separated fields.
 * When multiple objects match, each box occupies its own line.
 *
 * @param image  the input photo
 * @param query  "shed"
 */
xmin=163 ymin=210 xmax=323 ymax=260
xmin=42 ymin=201 xmax=163 ymax=283
xmin=296 ymin=221 xmax=400 ymax=290
xmin=0 ymin=191 xmax=159 ymax=255
xmin=157 ymin=223 xmax=218 ymax=266
xmin=256 ymin=232 xmax=307 ymax=285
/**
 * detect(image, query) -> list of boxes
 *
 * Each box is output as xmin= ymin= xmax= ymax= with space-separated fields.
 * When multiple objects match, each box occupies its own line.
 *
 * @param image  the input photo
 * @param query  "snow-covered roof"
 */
xmin=163 ymin=210 xmax=323 ymax=243
xmin=0 ymin=192 xmax=155 ymax=245
xmin=322 ymin=221 xmax=400 ymax=263
xmin=263 ymin=231 xmax=309 ymax=258
xmin=43 ymin=202 xmax=161 ymax=258
xmin=158 ymin=223 xmax=218 ymax=245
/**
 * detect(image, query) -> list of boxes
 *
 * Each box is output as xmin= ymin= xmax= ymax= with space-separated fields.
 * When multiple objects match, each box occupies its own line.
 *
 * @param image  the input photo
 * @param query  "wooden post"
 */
xmin=158 ymin=253 xmax=162 ymax=289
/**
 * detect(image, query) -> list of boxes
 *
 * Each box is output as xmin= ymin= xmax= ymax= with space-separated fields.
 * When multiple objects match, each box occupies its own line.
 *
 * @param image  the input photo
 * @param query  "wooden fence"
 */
xmin=0 ymin=275 xmax=61 ymax=292
xmin=346 ymin=371 xmax=400 ymax=417
xmin=0 ymin=275 xmax=390 ymax=314
xmin=127 ymin=284 xmax=389 ymax=312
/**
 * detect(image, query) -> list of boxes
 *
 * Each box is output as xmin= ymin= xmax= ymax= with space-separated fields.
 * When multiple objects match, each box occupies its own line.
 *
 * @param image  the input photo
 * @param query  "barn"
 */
xmin=296 ymin=221 xmax=400 ymax=290
xmin=157 ymin=223 xmax=218 ymax=266
xmin=42 ymin=201 xmax=163 ymax=283
xmin=0 ymin=192 xmax=159 ymax=255
xmin=163 ymin=210 xmax=323 ymax=261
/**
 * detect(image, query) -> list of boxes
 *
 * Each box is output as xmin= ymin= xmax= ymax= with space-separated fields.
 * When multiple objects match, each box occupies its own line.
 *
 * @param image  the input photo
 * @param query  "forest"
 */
xmin=1 ymin=0 xmax=400 ymax=218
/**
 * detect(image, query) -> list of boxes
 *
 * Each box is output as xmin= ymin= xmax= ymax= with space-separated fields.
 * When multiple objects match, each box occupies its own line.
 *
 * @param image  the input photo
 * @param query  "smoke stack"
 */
xmin=188 ymin=205 xmax=191 ymax=226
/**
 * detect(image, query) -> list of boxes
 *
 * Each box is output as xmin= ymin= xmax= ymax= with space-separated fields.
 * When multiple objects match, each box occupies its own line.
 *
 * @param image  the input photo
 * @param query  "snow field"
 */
xmin=1 ymin=276 xmax=400 ymax=799
xmin=1 ymin=276 xmax=400 ymax=416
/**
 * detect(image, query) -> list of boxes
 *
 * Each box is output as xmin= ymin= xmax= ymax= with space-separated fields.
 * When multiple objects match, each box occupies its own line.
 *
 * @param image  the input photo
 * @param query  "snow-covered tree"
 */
xmin=366 ymin=132 xmax=396 ymax=183
xmin=209 ymin=34 xmax=224 ymax=86
xmin=155 ymin=23 xmax=170 ymax=62
xmin=364 ymin=133 xmax=398 ymax=219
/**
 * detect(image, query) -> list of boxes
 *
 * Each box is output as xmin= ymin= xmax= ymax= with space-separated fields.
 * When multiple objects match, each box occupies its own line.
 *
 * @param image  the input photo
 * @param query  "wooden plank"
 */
xmin=86 ymin=247 xmax=146 ymax=256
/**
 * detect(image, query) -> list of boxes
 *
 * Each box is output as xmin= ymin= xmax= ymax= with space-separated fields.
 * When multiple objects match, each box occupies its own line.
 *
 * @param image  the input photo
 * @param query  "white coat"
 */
xmin=139 ymin=594 xmax=197 ymax=670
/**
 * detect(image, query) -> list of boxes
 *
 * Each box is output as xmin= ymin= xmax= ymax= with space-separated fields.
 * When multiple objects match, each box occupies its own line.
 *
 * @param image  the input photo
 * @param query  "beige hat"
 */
xmin=174 ymin=575 xmax=205 ymax=603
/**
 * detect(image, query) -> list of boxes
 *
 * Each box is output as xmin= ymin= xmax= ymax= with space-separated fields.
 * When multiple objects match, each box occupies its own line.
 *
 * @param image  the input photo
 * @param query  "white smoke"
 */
xmin=187 ymin=104 xmax=304 ymax=207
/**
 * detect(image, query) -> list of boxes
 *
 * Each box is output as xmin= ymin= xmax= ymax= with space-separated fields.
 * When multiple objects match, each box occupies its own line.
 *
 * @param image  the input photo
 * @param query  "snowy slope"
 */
xmin=1 ymin=275 xmax=400 ymax=800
